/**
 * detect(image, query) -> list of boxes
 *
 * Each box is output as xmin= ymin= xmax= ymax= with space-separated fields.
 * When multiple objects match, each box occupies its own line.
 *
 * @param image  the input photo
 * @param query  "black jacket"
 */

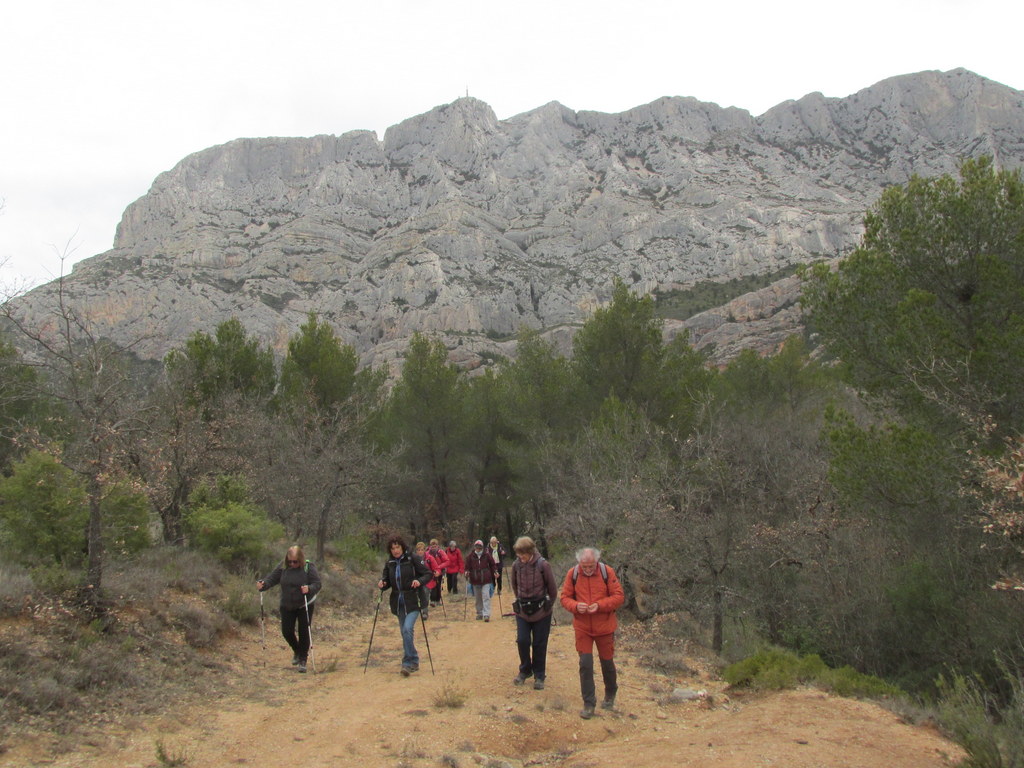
xmin=260 ymin=560 xmax=322 ymax=611
xmin=381 ymin=551 xmax=430 ymax=616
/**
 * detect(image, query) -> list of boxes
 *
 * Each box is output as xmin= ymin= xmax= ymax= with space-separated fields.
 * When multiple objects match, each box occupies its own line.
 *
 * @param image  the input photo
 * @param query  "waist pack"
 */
xmin=514 ymin=597 xmax=548 ymax=616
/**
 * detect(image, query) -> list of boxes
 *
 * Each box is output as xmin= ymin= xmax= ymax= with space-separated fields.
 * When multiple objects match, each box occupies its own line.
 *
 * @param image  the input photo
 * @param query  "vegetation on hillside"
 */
xmin=652 ymin=264 xmax=801 ymax=321
xmin=2 ymin=158 xmax=1024 ymax=765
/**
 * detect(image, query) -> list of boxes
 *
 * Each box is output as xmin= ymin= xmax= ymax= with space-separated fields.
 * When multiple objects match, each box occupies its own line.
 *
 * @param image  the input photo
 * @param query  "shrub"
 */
xmin=723 ymin=647 xmax=900 ymax=699
xmin=937 ymin=668 xmax=1024 ymax=768
xmin=0 ymin=450 xmax=87 ymax=566
xmin=332 ymin=533 xmax=380 ymax=571
xmin=432 ymin=677 xmax=468 ymax=708
xmin=102 ymin=482 xmax=152 ymax=557
xmin=171 ymin=603 xmax=228 ymax=648
xmin=185 ymin=501 xmax=284 ymax=568
xmin=0 ymin=564 xmax=35 ymax=616
xmin=221 ymin=574 xmax=261 ymax=624
xmin=29 ymin=563 xmax=81 ymax=596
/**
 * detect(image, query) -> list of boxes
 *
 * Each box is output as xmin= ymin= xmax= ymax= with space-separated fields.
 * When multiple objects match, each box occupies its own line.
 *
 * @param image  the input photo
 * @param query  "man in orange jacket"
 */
xmin=560 ymin=547 xmax=625 ymax=719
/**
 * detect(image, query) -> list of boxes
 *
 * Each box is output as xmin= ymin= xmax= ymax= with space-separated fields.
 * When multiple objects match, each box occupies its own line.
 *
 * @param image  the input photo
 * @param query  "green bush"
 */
xmin=102 ymin=482 xmax=153 ymax=557
xmin=723 ymin=647 xmax=901 ymax=700
xmin=0 ymin=451 xmax=153 ymax=568
xmin=332 ymin=533 xmax=380 ymax=571
xmin=30 ymin=562 xmax=81 ymax=596
xmin=938 ymin=669 xmax=1024 ymax=768
xmin=185 ymin=501 xmax=284 ymax=568
xmin=0 ymin=450 xmax=87 ymax=566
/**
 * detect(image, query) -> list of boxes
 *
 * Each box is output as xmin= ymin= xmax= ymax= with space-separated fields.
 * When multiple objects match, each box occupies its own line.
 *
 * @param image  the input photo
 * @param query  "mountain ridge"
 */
xmin=13 ymin=68 xmax=1024 ymax=372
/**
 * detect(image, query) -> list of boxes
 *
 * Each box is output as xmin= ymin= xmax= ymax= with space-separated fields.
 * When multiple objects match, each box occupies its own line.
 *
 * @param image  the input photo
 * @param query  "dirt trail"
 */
xmin=4 ymin=596 xmax=964 ymax=768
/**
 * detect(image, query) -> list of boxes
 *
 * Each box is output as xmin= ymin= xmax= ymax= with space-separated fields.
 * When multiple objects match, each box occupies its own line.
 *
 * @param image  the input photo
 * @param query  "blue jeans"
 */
xmin=516 ymin=613 xmax=552 ymax=681
xmin=397 ymin=606 xmax=420 ymax=668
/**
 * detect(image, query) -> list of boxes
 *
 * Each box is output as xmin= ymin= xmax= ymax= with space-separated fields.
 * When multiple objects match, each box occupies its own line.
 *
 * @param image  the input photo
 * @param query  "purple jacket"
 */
xmin=511 ymin=554 xmax=558 ymax=623
xmin=465 ymin=549 xmax=497 ymax=586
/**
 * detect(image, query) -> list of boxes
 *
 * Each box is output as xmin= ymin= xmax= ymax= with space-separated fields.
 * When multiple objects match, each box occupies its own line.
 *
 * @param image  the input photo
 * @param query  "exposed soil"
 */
xmin=2 ymin=595 xmax=964 ymax=768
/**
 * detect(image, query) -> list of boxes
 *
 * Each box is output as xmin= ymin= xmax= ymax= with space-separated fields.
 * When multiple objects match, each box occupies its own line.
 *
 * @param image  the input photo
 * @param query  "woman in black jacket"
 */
xmin=257 ymin=545 xmax=321 ymax=673
xmin=377 ymin=535 xmax=429 ymax=675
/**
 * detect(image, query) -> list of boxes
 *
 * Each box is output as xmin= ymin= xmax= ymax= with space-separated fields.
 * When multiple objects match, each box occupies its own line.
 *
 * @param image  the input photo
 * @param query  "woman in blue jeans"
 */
xmin=378 ymin=535 xmax=429 ymax=676
xmin=510 ymin=536 xmax=559 ymax=690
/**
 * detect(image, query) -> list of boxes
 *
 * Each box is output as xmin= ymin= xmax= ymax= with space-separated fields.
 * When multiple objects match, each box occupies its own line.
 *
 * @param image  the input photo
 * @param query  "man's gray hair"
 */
xmin=575 ymin=547 xmax=601 ymax=563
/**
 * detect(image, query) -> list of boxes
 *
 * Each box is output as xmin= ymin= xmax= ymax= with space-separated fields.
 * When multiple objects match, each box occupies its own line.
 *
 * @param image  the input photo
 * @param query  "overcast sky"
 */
xmin=1 ymin=0 xmax=1021 ymax=292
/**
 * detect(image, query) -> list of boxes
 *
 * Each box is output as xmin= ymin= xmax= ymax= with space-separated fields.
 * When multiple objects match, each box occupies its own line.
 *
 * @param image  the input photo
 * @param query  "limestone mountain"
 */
xmin=13 ymin=68 xmax=1024 ymax=371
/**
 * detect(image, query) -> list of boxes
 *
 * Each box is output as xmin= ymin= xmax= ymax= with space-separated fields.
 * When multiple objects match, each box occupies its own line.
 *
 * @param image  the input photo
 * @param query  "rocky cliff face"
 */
xmin=14 ymin=68 xmax=1024 ymax=371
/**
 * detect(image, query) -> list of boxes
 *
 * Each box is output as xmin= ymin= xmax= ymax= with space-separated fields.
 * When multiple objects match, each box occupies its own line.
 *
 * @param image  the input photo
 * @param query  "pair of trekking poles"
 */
xmin=363 ymin=588 xmax=435 ymax=675
xmin=260 ymin=590 xmax=317 ymax=674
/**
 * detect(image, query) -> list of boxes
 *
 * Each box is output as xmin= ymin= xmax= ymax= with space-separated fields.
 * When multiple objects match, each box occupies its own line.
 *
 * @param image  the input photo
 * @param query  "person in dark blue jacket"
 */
xmin=377 ymin=535 xmax=429 ymax=675
xmin=257 ymin=545 xmax=321 ymax=673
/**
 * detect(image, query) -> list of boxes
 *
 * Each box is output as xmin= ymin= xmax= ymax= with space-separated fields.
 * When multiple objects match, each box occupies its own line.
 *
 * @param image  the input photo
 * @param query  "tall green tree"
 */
xmin=802 ymin=157 xmax=1024 ymax=434
xmin=800 ymin=158 xmax=1024 ymax=688
xmin=496 ymin=330 xmax=582 ymax=549
xmin=251 ymin=315 xmax=385 ymax=561
xmin=278 ymin=313 xmax=359 ymax=410
xmin=165 ymin=317 xmax=276 ymax=408
xmin=572 ymin=280 xmax=711 ymax=430
xmin=379 ymin=333 xmax=469 ymax=539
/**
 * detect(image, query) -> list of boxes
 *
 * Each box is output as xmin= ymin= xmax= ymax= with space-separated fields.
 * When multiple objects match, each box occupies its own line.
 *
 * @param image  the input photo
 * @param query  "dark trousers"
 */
xmin=495 ymin=568 xmax=504 ymax=594
xmin=579 ymin=653 xmax=618 ymax=706
xmin=446 ymin=572 xmax=459 ymax=594
xmin=515 ymin=613 xmax=552 ymax=681
xmin=280 ymin=604 xmax=314 ymax=662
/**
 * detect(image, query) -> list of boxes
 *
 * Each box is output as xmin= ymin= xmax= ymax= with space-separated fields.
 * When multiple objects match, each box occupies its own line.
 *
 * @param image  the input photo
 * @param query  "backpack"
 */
xmin=571 ymin=562 xmax=608 ymax=585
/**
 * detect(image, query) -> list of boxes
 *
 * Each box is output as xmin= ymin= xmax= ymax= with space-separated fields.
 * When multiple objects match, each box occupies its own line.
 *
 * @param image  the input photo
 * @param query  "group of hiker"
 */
xmin=257 ymin=534 xmax=624 ymax=719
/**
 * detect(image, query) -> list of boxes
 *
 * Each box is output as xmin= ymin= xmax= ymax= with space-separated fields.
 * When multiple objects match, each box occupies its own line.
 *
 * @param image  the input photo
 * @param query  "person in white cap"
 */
xmin=465 ymin=539 xmax=497 ymax=621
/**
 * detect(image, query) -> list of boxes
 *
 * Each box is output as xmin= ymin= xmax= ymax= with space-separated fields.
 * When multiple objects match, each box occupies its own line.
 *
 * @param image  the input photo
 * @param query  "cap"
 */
xmin=474 ymin=539 xmax=483 ymax=547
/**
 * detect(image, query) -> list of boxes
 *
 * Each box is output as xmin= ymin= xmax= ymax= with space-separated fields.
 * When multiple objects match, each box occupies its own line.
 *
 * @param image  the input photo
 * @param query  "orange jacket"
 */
xmin=560 ymin=563 xmax=625 ymax=637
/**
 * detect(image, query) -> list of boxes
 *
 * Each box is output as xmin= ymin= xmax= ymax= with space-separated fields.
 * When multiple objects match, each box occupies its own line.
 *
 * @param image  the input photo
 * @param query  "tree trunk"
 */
xmin=712 ymin=584 xmax=724 ymax=654
xmin=84 ymin=472 xmax=105 ymax=606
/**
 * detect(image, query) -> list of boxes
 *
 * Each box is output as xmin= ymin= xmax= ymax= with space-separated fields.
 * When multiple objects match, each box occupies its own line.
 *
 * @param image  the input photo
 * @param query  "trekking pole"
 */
xmin=259 ymin=590 xmax=267 ymax=665
xmin=437 ymin=584 xmax=448 ymax=620
xmin=303 ymin=593 xmax=316 ymax=674
xmin=364 ymin=588 xmax=384 ymax=673
xmin=496 ymin=580 xmax=503 ymax=617
xmin=418 ymin=608 xmax=435 ymax=675
xmin=463 ymin=583 xmax=469 ymax=621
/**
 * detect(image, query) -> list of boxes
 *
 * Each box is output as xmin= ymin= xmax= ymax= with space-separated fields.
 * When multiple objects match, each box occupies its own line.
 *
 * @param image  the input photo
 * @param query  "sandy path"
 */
xmin=4 ymin=595 xmax=964 ymax=768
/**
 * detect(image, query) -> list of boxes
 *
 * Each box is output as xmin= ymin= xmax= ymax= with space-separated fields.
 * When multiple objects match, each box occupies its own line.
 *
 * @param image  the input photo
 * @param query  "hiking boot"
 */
xmin=291 ymin=654 xmax=300 ymax=666
xmin=484 ymin=616 xmax=490 ymax=622
xmin=601 ymin=697 xmax=616 ymax=710
xmin=580 ymin=705 xmax=595 ymax=719
xmin=533 ymin=679 xmax=545 ymax=690
xmin=476 ymin=615 xmax=483 ymax=620
xmin=297 ymin=662 xmax=307 ymax=673
xmin=513 ymin=672 xmax=532 ymax=686
xmin=400 ymin=666 xmax=412 ymax=677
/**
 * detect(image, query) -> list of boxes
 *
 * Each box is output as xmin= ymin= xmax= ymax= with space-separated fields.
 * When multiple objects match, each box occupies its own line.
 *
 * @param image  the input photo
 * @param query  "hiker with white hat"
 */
xmin=465 ymin=539 xmax=497 ymax=621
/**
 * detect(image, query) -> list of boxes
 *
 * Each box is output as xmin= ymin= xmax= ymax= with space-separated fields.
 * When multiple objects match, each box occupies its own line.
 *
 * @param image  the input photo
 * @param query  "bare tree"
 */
xmin=2 ymin=264 xmax=152 ymax=606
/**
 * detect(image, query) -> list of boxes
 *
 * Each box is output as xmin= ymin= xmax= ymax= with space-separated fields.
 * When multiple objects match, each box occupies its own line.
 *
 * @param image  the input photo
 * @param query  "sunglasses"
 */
xmin=287 ymin=559 xmax=301 ymax=565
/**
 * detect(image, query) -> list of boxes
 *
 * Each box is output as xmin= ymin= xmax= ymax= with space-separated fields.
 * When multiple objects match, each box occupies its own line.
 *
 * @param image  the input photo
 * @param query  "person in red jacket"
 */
xmin=414 ymin=541 xmax=444 ymax=616
xmin=444 ymin=540 xmax=465 ymax=595
xmin=425 ymin=539 xmax=450 ymax=606
xmin=560 ymin=546 xmax=625 ymax=719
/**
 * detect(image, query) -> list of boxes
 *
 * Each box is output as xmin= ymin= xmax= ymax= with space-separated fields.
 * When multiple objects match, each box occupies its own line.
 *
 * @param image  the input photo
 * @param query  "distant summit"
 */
xmin=14 ymin=69 xmax=1024 ymax=372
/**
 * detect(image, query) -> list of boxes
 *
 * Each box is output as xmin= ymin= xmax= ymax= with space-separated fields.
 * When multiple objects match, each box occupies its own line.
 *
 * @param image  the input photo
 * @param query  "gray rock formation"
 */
xmin=12 ymin=68 xmax=1024 ymax=370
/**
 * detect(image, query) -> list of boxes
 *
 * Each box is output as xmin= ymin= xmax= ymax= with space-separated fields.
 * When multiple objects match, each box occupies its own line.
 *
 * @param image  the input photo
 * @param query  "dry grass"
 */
xmin=432 ymin=676 xmax=469 ymax=708
xmin=0 ymin=548 xmax=250 ymax=753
